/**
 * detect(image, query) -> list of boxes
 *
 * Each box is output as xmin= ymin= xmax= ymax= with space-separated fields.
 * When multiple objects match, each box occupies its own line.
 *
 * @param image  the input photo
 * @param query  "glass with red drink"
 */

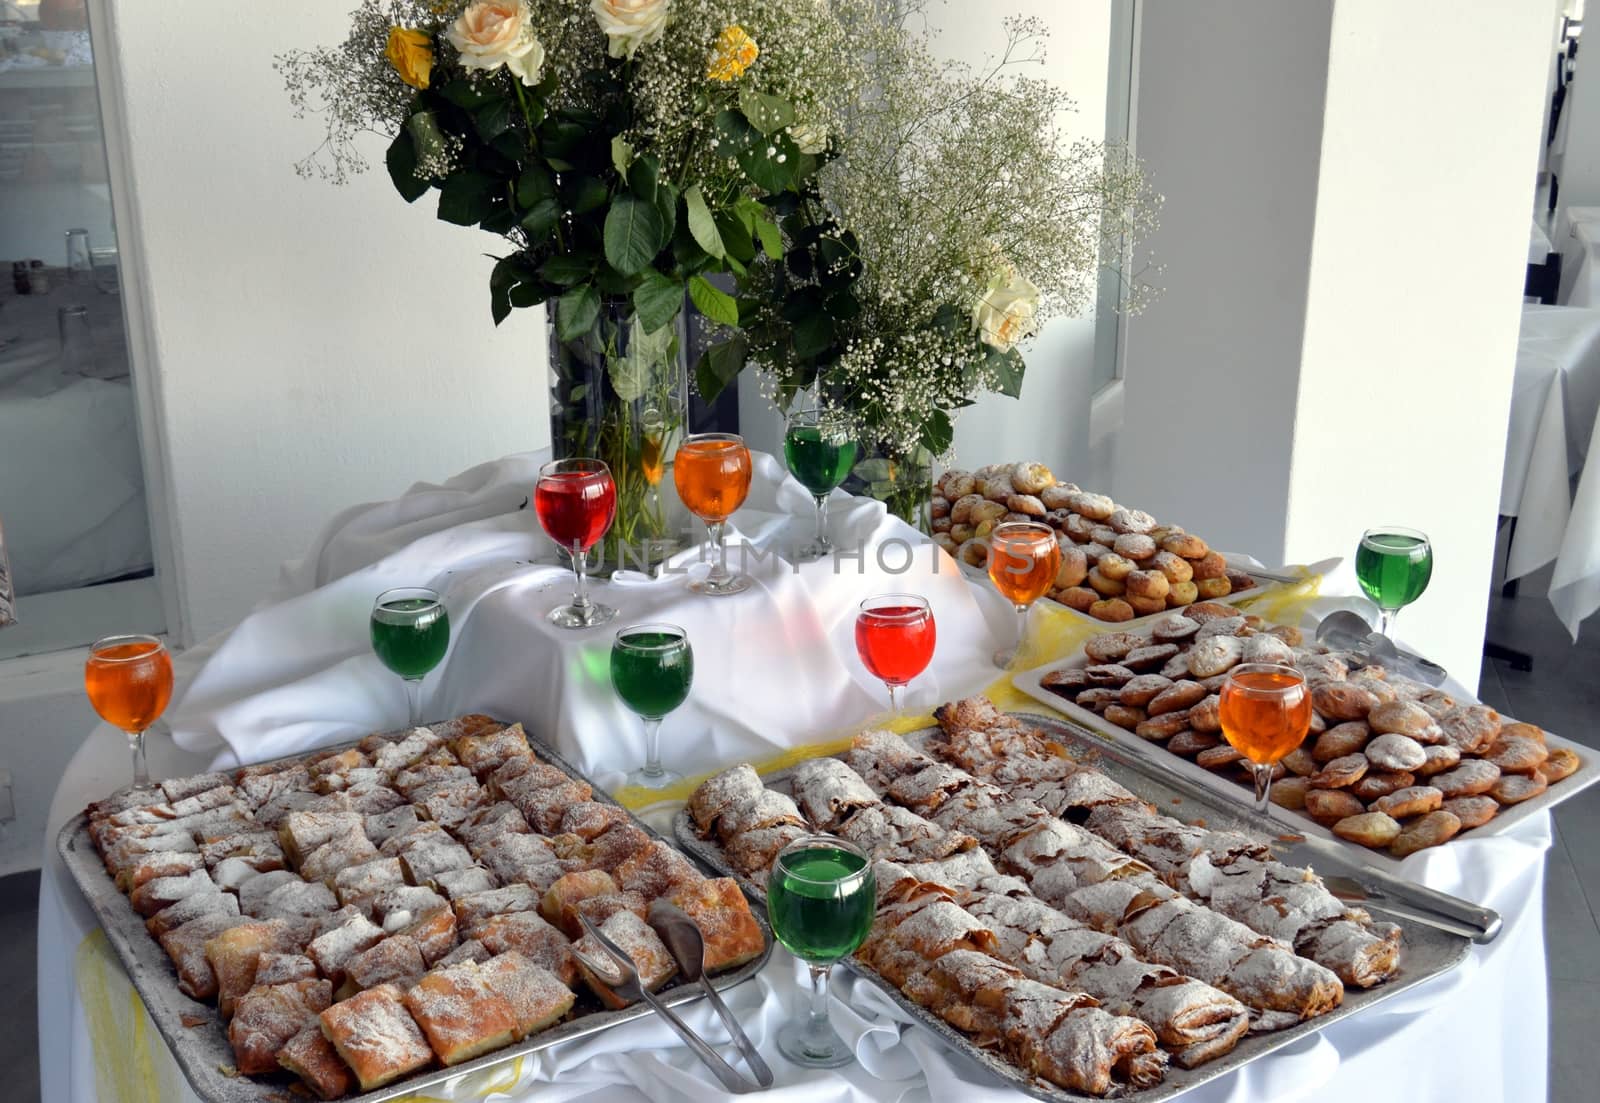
xmin=535 ymin=457 xmax=619 ymax=629
xmin=855 ymin=593 xmax=936 ymax=717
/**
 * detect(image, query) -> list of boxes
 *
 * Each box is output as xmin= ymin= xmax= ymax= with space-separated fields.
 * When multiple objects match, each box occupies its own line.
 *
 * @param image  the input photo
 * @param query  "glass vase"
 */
xmin=844 ymin=443 xmax=934 ymax=535
xmin=548 ymin=298 xmax=689 ymax=573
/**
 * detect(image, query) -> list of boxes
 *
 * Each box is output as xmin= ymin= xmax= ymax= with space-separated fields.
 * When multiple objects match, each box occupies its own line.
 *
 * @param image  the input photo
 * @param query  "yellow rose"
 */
xmin=447 ymin=0 xmax=546 ymax=86
xmin=706 ymin=25 xmax=759 ymax=82
xmin=385 ymin=27 xmax=433 ymax=90
xmin=591 ymin=0 xmax=671 ymax=60
xmin=971 ymin=256 xmax=1040 ymax=353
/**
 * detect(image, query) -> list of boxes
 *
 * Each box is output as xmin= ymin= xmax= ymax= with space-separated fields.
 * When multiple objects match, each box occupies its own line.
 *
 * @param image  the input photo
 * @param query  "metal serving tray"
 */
xmin=57 ymin=723 xmax=773 ymax=1103
xmin=1009 ymin=620 xmax=1600 ymax=874
xmin=674 ymin=715 xmax=1474 ymax=1103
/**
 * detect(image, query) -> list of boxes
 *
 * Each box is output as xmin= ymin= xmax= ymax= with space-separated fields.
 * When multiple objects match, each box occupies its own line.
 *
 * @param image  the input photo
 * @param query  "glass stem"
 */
xmin=813 ymin=494 xmax=830 ymax=552
xmin=571 ymin=544 xmax=592 ymax=612
xmin=1252 ymin=762 xmax=1273 ymax=815
xmin=1015 ymin=603 xmax=1029 ymax=661
xmin=805 ymin=962 xmax=833 ymax=1042
xmin=1378 ymin=608 xmax=1396 ymax=638
xmin=640 ymin=717 xmax=664 ymax=779
xmin=708 ymin=521 xmax=729 ymax=584
xmin=127 ymin=730 xmax=149 ymax=788
xmin=404 ymin=678 xmax=423 ymax=728
xmin=886 ymin=683 xmax=900 ymax=718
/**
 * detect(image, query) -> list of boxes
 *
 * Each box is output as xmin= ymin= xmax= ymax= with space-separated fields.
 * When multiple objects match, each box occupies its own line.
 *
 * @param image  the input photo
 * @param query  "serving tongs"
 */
xmin=575 ymin=913 xmax=770 ymax=1093
xmin=649 ymin=900 xmax=774 ymax=1087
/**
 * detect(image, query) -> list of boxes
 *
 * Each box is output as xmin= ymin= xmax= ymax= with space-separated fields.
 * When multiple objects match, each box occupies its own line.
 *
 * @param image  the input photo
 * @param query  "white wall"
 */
xmin=1118 ymin=0 xmax=1334 ymax=562
xmin=1554 ymin=19 xmax=1600 ymax=207
xmin=1284 ymin=0 xmax=1556 ymax=681
xmin=102 ymin=0 xmax=548 ymax=644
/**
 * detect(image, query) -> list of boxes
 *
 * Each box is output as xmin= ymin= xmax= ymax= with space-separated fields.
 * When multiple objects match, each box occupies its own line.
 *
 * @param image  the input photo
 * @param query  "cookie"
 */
xmin=1442 ymin=796 xmax=1500 ymax=829
xmin=1332 ymin=812 xmax=1402 ymax=848
xmin=1151 ymin=551 xmax=1194 ymax=585
xmin=1040 ymin=668 xmax=1088 ymax=695
xmin=1068 ymin=492 xmax=1114 ymax=520
xmin=1160 ymin=652 xmax=1194 ymax=679
xmin=1148 ymin=681 xmax=1208 ymax=716
xmin=1125 ymin=569 xmax=1170 ymax=601
xmin=1196 ymin=745 xmax=1244 ymax=770
xmin=1059 ymin=587 xmax=1096 ymax=612
xmin=1489 ymin=772 xmax=1548 ymax=805
xmin=1009 ymin=462 xmax=1054 ymax=495
xmin=1123 ymin=644 xmax=1179 ymax=672
xmin=1430 ymin=760 xmax=1501 ymax=797
xmin=1109 ymin=508 xmax=1157 ymax=535
xmin=1195 ymin=577 xmax=1233 ymax=599
xmin=1363 ymin=733 xmax=1427 ymax=773
xmin=1389 ymin=811 xmax=1461 ymax=857
xmin=1166 ymin=730 xmax=1219 ymax=756
xmin=1437 ymin=705 xmax=1501 ymax=755
xmin=1164 ymin=581 xmax=1200 ymax=607
xmin=1006 ymin=493 xmax=1047 ymax=517
xmin=1187 ymin=636 xmax=1244 ymax=678
xmin=1189 ymin=551 xmax=1229 ymax=581
xmin=1372 ymin=786 xmax=1443 ymax=819
xmin=1195 ymin=616 xmax=1247 ymax=641
xmin=1119 ymin=675 xmax=1174 ymax=708
xmin=1186 ymin=695 xmax=1222 ymax=733
xmin=1089 ymin=599 xmax=1136 ymax=623
xmin=1085 ymin=633 xmax=1144 ymax=664
xmin=1242 ymin=634 xmax=1295 ymax=666
xmin=1282 ymin=747 xmax=1319 ymax=777
xmin=1103 ymin=705 xmax=1147 ymax=730
xmin=1075 ymin=688 xmax=1118 ymax=712
xmin=1309 ymin=754 xmax=1368 ymax=789
xmin=1270 ymin=776 xmax=1312 ymax=811
xmin=1151 ymin=615 xmax=1201 ymax=643
xmin=1304 ymin=789 xmax=1366 ymax=826
xmin=1484 ymin=733 xmax=1549 ymax=775
xmin=1311 ymin=682 xmax=1379 ymax=722
xmin=1041 ymin=485 xmax=1077 ymax=511
xmin=1084 ymin=664 xmax=1136 ymax=687
xmin=1313 ymin=722 xmax=1371 ymax=763
xmin=1181 ymin=601 xmax=1239 ymax=624
xmin=1414 ymin=744 xmax=1461 ymax=777
xmin=1160 ymin=533 xmax=1208 ymax=559
xmin=1347 ymin=674 xmax=1398 ymax=706
xmin=1350 ymin=771 xmax=1415 ymax=801
xmin=1542 ymin=746 xmax=1582 ymax=782
xmin=1266 ymin=625 xmax=1304 ymax=647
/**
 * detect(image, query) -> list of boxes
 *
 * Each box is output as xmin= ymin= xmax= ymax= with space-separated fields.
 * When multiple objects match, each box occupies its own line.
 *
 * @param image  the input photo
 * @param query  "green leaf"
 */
xmin=653 ymin=180 xmax=679 ymax=245
xmin=437 ymin=171 xmax=497 ymax=226
xmin=739 ymin=129 xmax=801 ymax=192
xmin=473 ymin=99 xmax=513 ymax=142
xmin=517 ymin=165 xmax=554 ymax=208
xmin=509 ymin=282 xmax=543 ymax=308
xmin=385 ymin=130 xmax=429 ymax=203
xmin=792 ymin=312 xmax=835 ymax=359
xmin=852 ymin=458 xmax=893 ymax=482
xmin=611 ymin=315 xmax=676 ymax=402
xmin=628 ymin=154 xmax=659 ymax=203
xmin=603 ymin=196 xmax=665 ymax=277
xmin=438 ymin=80 xmax=492 ymax=109
xmin=921 ymin=409 xmax=953 ymax=454
xmin=695 ymin=335 xmax=748 ymax=402
xmin=750 ymin=211 xmax=782 ymax=260
xmin=738 ymin=89 xmax=796 ymax=136
xmin=541 ymin=255 xmax=594 ymax=286
xmin=825 ymin=290 xmax=860 ymax=320
xmin=684 ymin=184 xmax=724 ymax=260
xmin=490 ymin=257 xmax=517 ymax=326
xmin=520 ymin=197 xmax=561 ymax=240
xmin=633 ymin=270 xmax=683 ymax=334
xmin=556 ymin=284 xmax=601 ymax=341
xmin=714 ymin=212 xmax=755 ymax=264
xmin=688 ymin=275 xmax=739 ymax=326
xmin=562 ymin=174 xmax=609 ymax=216
xmin=990 ymin=347 xmax=1025 ymax=399
xmin=611 ymin=136 xmax=633 ymax=177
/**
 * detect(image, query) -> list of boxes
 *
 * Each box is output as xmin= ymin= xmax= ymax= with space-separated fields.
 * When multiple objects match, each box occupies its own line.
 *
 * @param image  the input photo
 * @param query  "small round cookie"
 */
xmin=1151 ymin=614 xmax=1201 ymax=643
xmin=1082 ymin=541 xmax=1112 ymax=562
xmin=1084 ymin=663 xmax=1136 ymax=687
xmin=1001 ymin=513 xmax=1030 ymax=527
xmin=1282 ymin=747 xmax=1319 ymax=777
xmin=1189 ymin=551 xmax=1229 ymax=581
xmin=1055 ymin=547 xmax=1089 ymax=590
xmin=1120 ymin=674 xmax=1175 ymax=708
xmin=1124 ymin=643 xmax=1180 ymax=672
xmin=1309 ymin=753 xmax=1369 ymax=789
xmin=933 ymin=533 xmax=959 ymax=557
xmin=1089 ymin=524 xmax=1120 ymax=547
xmin=1010 ymin=462 xmax=1054 ymax=495
xmin=1332 ymin=812 xmax=1403 ymax=848
xmin=1087 ymin=568 xmax=1126 ymax=597
xmin=1414 ymin=744 xmax=1462 ymax=777
xmin=950 ymin=493 xmax=986 ymax=525
xmin=1188 ymin=636 xmax=1244 ymax=678
xmin=1347 ymin=673 xmax=1398 ymax=706
xmin=1442 ymin=795 xmax=1500 ymax=829
xmin=976 ymin=476 xmax=1012 ymax=503
xmin=1085 ymin=632 xmax=1144 ymax=663
xmin=1148 ymin=680 xmax=1208 ymax=716
xmin=971 ymin=499 xmax=1009 ymax=525
xmin=938 ymin=471 xmax=976 ymax=500
xmin=1109 ymin=508 xmax=1158 ymax=535
xmin=1006 ymin=493 xmax=1047 ymax=518
xmin=1224 ymin=568 xmax=1257 ymax=593
xmin=1041 ymin=668 xmax=1089 ymax=694
xmin=1311 ymin=682 xmax=1379 ymax=722
xmin=1389 ymin=810 xmax=1461 ymax=857
xmin=1373 ymin=785 xmax=1443 ymax=819
xmin=1063 ymin=514 xmax=1095 ymax=543
xmin=1498 ymin=721 xmax=1546 ymax=745
xmin=1267 ymin=624 xmax=1305 ymax=647
xmin=1296 ymin=653 xmax=1349 ymax=682
xmin=1305 ymin=788 xmax=1366 ymax=826
xmin=1160 ymin=651 xmax=1192 ymax=679
xmin=1542 ymin=746 xmax=1582 ymax=782
xmin=1313 ymin=721 xmax=1371 ymax=763
xmin=1059 ymin=586 xmax=1097 ymax=612
xmin=1181 ymin=601 xmax=1239 ymax=624
xmin=1242 ymin=633 xmax=1295 ymax=666
xmin=1490 ymin=771 xmax=1548 ymax=805
xmin=1135 ymin=710 xmax=1192 ymax=741
xmin=1090 ymin=598 xmax=1136 ymax=623
xmin=1160 ymin=532 xmax=1209 ymax=559
xmin=1068 ymin=492 xmax=1115 ymax=521
xmin=1113 ymin=532 xmax=1158 ymax=561
xmin=1196 ymin=615 xmax=1247 ymax=641
xmin=1166 ymin=730 xmax=1219 ymax=757
xmin=1103 ymin=704 xmax=1146 ymax=730
xmin=950 ymin=522 xmax=975 ymax=544
xmin=1484 ymin=732 xmax=1549 ymax=775
xmin=1096 ymin=553 xmax=1136 ymax=581
xmin=930 ymin=496 xmax=951 ymax=520
xmin=1194 ymin=577 xmax=1232 ymax=600
xmin=958 ymin=538 xmax=989 ymax=568
xmin=1351 ymin=770 xmax=1415 ymax=802
xmin=1367 ymin=700 xmax=1434 ymax=739
xmin=1128 ymin=594 xmax=1167 ymax=616
xmin=1437 ymin=705 xmax=1502 ymax=755
xmin=1197 ymin=745 xmax=1244 ymax=770
xmin=1430 ymin=759 xmax=1502 ymax=797
xmin=1075 ymin=688 xmax=1118 ymax=712
xmin=1186 ymin=694 xmax=1222 ymax=733
xmin=1041 ymin=484 xmax=1078 ymax=511
xmin=1165 ymin=581 xmax=1200 ymax=607
xmin=931 ymin=515 xmax=953 ymax=534
xmin=1308 ymin=710 xmax=1328 ymax=736
xmin=1270 ymin=776 xmax=1313 ymax=810
xmin=1044 ymin=509 xmax=1073 ymax=532
xmin=975 ymin=519 xmax=1002 ymax=541
xmin=1148 ymin=524 xmax=1183 ymax=542
xmin=1125 ymin=570 xmax=1170 ymax=602
xmin=1364 ymin=733 xmax=1428 ymax=772
xmin=1150 ymin=551 xmax=1194 ymax=585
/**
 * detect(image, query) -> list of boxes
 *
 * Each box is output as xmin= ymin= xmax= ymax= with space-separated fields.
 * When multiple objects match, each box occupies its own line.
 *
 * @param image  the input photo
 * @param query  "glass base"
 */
xmin=775 ymin=1018 xmax=854 ymax=1068
xmin=792 ymin=539 xmax=832 ymax=563
xmin=547 ymin=601 xmax=618 ymax=629
xmin=625 ymin=765 xmax=684 ymax=790
xmin=992 ymin=645 xmax=1017 ymax=669
xmin=690 ymin=573 xmax=751 ymax=596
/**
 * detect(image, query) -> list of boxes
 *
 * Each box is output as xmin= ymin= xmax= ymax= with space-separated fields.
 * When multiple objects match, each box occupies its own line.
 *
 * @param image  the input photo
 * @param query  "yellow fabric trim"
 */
xmin=76 ymin=929 xmax=183 ymax=1103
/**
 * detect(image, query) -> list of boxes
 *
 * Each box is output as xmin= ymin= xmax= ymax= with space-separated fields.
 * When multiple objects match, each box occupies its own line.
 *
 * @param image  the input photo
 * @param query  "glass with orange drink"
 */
xmin=673 ymin=432 xmax=754 ymax=596
xmin=1219 ymin=663 xmax=1312 ymax=814
xmin=85 ymin=634 xmax=174 ymax=790
xmin=988 ymin=521 xmax=1062 ymax=668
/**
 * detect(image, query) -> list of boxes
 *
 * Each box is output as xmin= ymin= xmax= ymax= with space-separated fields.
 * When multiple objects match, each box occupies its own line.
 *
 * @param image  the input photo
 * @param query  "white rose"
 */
xmin=971 ymin=261 xmax=1040 ymax=353
xmin=591 ymin=0 xmax=670 ymax=59
xmin=447 ymin=0 xmax=546 ymax=86
xmin=788 ymin=122 xmax=827 ymax=155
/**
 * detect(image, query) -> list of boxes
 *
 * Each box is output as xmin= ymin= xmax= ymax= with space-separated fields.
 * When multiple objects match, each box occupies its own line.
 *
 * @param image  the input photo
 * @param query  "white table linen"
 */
xmin=1557 ymin=206 xmax=1600 ymax=307
xmin=1532 ymin=218 xmax=1555 ymax=264
xmin=40 ymin=452 xmax=1552 ymax=1103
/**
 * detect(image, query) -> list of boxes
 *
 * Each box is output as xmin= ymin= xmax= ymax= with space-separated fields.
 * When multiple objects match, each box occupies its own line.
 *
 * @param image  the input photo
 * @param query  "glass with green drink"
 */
xmin=370 ymin=587 xmax=450 ymax=727
xmin=766 ymin=834 xmax=876 ymax=1068
xmin=610 ymin=622 xmax=694 ymax=788
xmin=784 ymin=409 xmax=858 ymax=561
xmin=1355 ymin=527 xmax=1433 ymax=637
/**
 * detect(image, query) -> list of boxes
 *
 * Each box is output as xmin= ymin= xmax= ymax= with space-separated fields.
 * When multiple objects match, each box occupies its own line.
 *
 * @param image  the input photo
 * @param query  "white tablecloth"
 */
xmin=1558 ymin=206 xmax=1600 ymax=307
xmin=1532 ymin=218 xmax=1555 ymax=264
xmin=39 ymin=453 xmax=1551 ymax=1103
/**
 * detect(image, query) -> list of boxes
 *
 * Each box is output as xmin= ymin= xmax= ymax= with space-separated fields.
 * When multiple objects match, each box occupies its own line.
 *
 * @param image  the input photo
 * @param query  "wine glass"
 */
xmin=673 ymin=433 xmax=753 ymax=595
xmin=535 ymin=458 xmax=619 ymax=628
xmin=85 ymin=635 xmax=174 ymax=790
xmin=611 ymin=623 xmax=694 ymax=789
xmin=783 ymin=409 xmax=857 ymax=561
xmin=855 ymin=593 xmax=936 ymax=717
xmin=1218 ymin=663 xmax=1312 ymax=814
xmin=370 ymin=588 xmax=450 ymax=727
xmin=1355 ymin=527 xmax=1433 ymax=637
xmin=766 ymin=834 xmax=876 ymax=1068
xmin=987 ymin=521 xmax=1062 ymax=668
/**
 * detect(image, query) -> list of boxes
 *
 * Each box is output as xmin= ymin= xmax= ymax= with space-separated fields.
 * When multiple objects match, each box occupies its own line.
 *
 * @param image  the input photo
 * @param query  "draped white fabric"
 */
xmin=39 ymin=452 xmax=1550 ymax=1102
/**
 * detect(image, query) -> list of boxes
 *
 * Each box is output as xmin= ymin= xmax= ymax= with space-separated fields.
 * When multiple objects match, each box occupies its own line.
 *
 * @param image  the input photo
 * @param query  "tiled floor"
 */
xmin=0 ymin=576 xmax=1592 ymax=1103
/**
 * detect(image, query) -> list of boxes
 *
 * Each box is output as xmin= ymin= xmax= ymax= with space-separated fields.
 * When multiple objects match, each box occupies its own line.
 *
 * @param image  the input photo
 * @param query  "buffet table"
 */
xmin=38 ymin=452 xmax=1552 ymax=1102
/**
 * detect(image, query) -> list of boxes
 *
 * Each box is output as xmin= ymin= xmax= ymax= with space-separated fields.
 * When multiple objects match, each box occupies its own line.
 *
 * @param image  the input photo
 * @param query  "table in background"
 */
xmin=1557 ymin=206 xmax=1600 ymax=307
xmin=38 ymin=453 xmax=1552 ymax=1103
